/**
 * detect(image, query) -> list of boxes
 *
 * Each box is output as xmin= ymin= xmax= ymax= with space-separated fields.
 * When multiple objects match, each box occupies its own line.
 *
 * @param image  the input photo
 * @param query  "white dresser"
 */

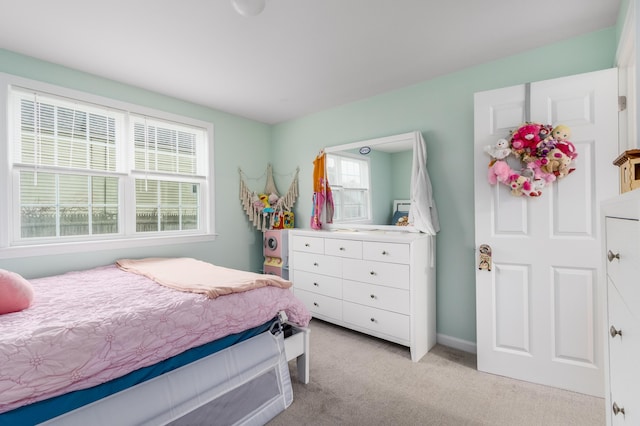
xmin=288 ymin=229 xmax=436 ymax=362
xmin=602 ymin=190 xmax=640 ymax=425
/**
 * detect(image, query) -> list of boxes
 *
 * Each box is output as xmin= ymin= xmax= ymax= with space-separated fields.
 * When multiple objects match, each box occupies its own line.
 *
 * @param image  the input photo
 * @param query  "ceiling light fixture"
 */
xmin=232 ymin=0 xmax=266 ymax=17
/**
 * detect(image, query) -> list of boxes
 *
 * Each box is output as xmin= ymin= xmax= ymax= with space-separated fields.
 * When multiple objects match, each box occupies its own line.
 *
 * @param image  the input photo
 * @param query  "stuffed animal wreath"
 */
xmin=485 ymin=123 xmax=577 ymax=197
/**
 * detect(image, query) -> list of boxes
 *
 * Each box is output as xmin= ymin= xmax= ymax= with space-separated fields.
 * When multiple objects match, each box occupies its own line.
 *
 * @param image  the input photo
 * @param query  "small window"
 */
xmin=326 ymin=153 xmax=371 ymax=222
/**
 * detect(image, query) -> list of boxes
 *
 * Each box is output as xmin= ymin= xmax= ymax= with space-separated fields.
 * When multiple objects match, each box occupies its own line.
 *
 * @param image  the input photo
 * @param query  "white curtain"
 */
xmin=409 ymin=132 xmax=440 ymax=235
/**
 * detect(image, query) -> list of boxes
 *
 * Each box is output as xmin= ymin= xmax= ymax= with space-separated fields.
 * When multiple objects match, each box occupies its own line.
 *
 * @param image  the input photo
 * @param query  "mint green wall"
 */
xmin=270 ymin=28 xmax=617 ymax=344
xmin=0 ymin=49 xmax=271 ymax=278
xmin=0 ymin=25 xmax=620 ymax=344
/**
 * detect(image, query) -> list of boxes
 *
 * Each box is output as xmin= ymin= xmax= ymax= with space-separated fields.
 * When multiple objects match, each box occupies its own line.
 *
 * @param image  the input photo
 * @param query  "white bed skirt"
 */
xmin=42 ymin=330 xmax=293 ymax=426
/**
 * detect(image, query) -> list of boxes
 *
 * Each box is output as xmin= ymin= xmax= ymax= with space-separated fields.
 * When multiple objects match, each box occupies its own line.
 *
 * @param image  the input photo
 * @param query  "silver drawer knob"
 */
xmin=607 ymin=250 xmax=620 ymax=262
xmin=610 ymin=325 xmax=623 ymax=338
xmin=313 ymin=282 xmax=319 ymax=287
xmin=370 ymin=294 xmax=376 ymax=299
xmin=381 ymin=250 xmax=388 ymax=255
xmin=370 ymin=318 xmax=376 ymax=323
xmin=612 ymin=402 xmax=625 ymax=416
xmin=313 ymin=302 xmax=319 ymax=307
xmin=369 ymin=271 xmax=377 ymax=276
xmin=339 ymin=247 xmax=345 ymax=251
xmin=305 ymin=243 xmax=310 ymax=247
xmin=313 ymin=262 xmax=319 ymax=267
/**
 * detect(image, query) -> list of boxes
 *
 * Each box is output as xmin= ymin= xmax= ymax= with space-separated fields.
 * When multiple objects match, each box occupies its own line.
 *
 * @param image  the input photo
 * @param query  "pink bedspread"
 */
xmin=0 ymin=264 xmax=310 ymax=414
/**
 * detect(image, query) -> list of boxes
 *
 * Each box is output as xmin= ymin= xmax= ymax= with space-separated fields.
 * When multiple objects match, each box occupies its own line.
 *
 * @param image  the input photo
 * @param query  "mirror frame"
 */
xmin=323 ymin=131 xmax=419 ymax=233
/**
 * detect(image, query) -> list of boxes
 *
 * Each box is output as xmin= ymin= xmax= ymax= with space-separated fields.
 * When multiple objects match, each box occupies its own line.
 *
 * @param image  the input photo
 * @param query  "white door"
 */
xmin=474 ymin=68 xmax=619 ymax=397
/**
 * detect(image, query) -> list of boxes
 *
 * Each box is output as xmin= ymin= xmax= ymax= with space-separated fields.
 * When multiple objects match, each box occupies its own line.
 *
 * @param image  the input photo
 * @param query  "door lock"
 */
xmin=479 ymin=244 xmax=492 ymax=271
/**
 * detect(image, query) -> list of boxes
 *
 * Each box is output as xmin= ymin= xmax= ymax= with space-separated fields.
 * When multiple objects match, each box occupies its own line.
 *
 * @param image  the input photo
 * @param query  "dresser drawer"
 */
xmin=605 ymin=217 xmax=640 ymax=308
xmin=292 ymin=251 xmax=341 ymax=277
xmin=325 ymin=238 xmax=362 ymax=259
xmin=343 ymin=301 xmax=409 ymax=342
xmin=607 ymin=280 xmax=640 ymax=423
xmin=295 ymin=288 xmax=342 ymax=321
xmin=342 ymin=258 xmax=410 ymax=289
xmin=291 ymin=235 xmax=325 ymax=254
xmin=343 ymin=280 xmax=410 ymax=314
xmin=363 ymin=241 xmax=410 ymax=264
xmin=293 ymin=270 xmax=342 ymax=298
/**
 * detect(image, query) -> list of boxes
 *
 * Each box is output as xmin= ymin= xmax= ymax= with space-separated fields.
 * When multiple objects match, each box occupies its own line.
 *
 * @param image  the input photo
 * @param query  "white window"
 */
xmin=326 ymin=153 xmax=371 ymax=222
xmin=0 ymin=75 xmax=214 ymax=257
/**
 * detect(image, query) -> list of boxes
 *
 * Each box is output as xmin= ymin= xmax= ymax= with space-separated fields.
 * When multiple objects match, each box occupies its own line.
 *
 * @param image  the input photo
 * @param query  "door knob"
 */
xmin=610 ymin=325 xmax=623 ymax=338
xmin=612 ymin=402 xmax=625 ymax=416
xmin=607 ymin=250 xmax=620 ymax=262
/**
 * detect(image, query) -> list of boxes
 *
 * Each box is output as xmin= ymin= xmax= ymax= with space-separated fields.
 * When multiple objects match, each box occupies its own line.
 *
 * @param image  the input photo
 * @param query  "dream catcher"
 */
xmin=239 ymin=164 xmax=299 ymax=231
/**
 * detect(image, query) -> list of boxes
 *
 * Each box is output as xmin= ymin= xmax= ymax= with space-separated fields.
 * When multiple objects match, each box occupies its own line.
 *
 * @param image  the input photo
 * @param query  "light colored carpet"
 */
xmin=269 ymin=319 xmax=605 ymax=426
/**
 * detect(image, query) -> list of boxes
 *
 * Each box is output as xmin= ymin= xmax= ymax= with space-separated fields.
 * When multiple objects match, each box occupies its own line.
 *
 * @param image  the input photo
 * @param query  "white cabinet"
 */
xmin=289 ymin=229 xmax=436 ymax=362
xmin=602 ymin=191 xmax=640 ymax=425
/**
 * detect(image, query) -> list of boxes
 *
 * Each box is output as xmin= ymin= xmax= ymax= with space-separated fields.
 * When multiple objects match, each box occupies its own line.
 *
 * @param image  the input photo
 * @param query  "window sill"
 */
xmin=0 ymin=233 xmax=218 ymax=259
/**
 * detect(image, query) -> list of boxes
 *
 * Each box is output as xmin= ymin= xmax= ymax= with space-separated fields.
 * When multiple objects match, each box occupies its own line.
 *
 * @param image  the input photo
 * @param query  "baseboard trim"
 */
xmin=436 ymin=333 xmax=477 ymax=354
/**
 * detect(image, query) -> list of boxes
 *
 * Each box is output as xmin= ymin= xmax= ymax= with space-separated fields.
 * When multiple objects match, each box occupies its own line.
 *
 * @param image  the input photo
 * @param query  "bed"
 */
xmin=0 ymin=258 xmax=311 ymax=425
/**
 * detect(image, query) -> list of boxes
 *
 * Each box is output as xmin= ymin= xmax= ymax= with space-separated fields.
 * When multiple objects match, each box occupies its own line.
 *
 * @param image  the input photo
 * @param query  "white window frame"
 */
xmin=0 ymin=73 xmax=216 ymax=259
xmin=326 ymin=151 xmax=372 ymax=223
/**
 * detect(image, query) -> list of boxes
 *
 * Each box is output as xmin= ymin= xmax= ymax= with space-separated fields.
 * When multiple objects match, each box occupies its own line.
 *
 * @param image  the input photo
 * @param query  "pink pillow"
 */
xmin=0 ymin=269 xmax=34 ymax=314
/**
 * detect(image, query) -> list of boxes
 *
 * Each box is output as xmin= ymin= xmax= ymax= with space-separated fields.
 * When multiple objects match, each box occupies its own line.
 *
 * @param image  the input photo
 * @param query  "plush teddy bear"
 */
xmin=541 ymin=148 xmax=572 ymax=177
xmin=484 ymin=138 xmax=511 ymax=160
xmin=487 ymin=160 xmax=514 ymax=185
xmin=511 ymin=123 xmax=541 ymax=151
xmin=509 ymin=174 xmax=530 ymax=196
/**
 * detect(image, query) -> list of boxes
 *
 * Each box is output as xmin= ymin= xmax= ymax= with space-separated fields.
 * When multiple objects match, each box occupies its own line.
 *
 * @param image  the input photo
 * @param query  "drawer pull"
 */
xmin=305 ymin=243 xmax=310 ymax=247
xmin=607 ymin=250 xmax=620 ymax=262
xmin=313 ymin=282 xmax=319 ymax=287
xmin=370 ymin=294 xmax=376 ymax=299
xmin=369 ymin=271 xmax=377 ymax=276
xmin=381 ymin=250 xmax=388 ymax=255
xmin=339 ymin=247 xmax=345 ymax=251
xmin=612 ymin=402 xmax=625 ymax=416
xmin=610 ymin=325 xmax=623 ymax=338
xmin=313 ymin=262 xmax=319 ymax=267
xmin=370 ymin=318 xmax=376 ymax=323
xmin=313 ymin=302 xmax=319 ymax=307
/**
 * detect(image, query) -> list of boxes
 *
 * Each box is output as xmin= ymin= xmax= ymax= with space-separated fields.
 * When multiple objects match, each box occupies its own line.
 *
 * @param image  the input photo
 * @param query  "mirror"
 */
xmin=324 ymin=131 xmax=417 ymax=232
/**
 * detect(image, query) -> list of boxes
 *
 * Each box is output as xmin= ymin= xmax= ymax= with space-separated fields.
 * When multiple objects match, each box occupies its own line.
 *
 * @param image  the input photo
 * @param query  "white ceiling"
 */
xmin=0 ymin=0 xmax=621 ymax=124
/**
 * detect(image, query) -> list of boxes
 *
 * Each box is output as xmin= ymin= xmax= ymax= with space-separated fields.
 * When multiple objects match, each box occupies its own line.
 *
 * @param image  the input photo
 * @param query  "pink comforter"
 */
xmin=0 ymin=265 xmax=310 ymax=414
